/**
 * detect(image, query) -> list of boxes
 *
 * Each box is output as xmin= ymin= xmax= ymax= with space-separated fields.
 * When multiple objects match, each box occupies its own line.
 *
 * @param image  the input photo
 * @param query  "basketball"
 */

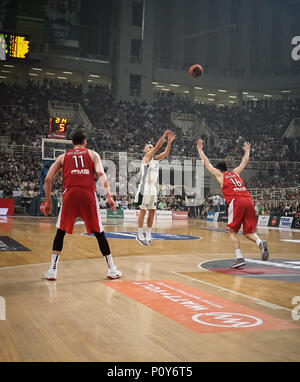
xmin=189 ymin=64 xmax=203 ymax=78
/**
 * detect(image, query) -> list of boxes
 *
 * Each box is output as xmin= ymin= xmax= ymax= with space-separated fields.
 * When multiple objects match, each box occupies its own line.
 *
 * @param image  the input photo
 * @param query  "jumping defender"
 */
xmin=197 ymin=139 xmax=269 ymax=268
xmin=43 ymin=129 xmax=122 ymax=280
xmin=135 ymin=129 xmax=176 ymax=245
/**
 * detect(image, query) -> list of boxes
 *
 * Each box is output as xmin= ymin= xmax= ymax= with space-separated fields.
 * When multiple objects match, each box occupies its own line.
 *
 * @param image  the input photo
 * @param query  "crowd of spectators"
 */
xmin=0 ymin=80 xmax=300 ymax=214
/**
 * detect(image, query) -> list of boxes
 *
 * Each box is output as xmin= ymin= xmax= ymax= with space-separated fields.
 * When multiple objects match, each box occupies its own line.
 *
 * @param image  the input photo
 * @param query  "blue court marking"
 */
xmin=83 ymin=232 xmax=201 ymax=241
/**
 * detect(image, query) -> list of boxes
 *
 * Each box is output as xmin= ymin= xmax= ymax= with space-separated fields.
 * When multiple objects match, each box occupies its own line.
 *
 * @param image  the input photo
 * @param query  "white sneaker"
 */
xmin=44 ymin=269 xmax=57 ymax=281
xmin=106 ymin=267 xmax=122 ymax=280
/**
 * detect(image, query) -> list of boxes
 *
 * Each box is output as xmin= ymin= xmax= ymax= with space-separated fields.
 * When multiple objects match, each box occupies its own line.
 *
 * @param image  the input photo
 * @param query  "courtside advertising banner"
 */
xmin=279 ymin=216 xmax=294 ymax=228
xmin=155 ymin=211 xmax=173 ymax=220
xmin=99 ymin=209 xmax=107 ymax=218
xmin=268 ymin=215 xmax=281 ymax=227
xmin=172 ymin=211 xmax=189 ymax=220
xmin=206 ymin=212 xmax=215 ymax=221
xmin=257 ymin=215 xmax=270 ymax=226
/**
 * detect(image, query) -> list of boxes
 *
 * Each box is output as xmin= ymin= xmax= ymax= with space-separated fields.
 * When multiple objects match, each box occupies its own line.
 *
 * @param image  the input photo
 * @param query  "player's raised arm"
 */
xmin=93 ymin=151 xmax=116 ymax=211
xmin=44 ymin=154 xmax=64 ymax=216
xmin=143 ymin=129 xmax=171 ymax=162
xmin=197 ymin=139 xmax=222 ymax=178
xmin=155 ymin=131 xmax=176 ymax=160
xmin=232 ymin=142 xmax=251 ymax=175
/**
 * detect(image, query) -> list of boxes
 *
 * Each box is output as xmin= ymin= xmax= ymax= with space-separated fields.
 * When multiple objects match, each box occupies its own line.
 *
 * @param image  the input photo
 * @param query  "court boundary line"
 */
xmin=169 ymin=270 xmax=292 ymax=312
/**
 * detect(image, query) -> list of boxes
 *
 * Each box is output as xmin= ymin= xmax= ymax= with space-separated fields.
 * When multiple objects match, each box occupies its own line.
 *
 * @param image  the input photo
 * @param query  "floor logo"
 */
xmin=102 ymin=280 xmax=297 ymax=334
xmin=192 ymin=312 xmax=262 ymax=328
xmin=83 ymin=232 xmax=201 ymax=241
xmin=201 ymin=259 xmax=300 ymax=282
xmin=0 ymin=236 xmax=30 ymax=252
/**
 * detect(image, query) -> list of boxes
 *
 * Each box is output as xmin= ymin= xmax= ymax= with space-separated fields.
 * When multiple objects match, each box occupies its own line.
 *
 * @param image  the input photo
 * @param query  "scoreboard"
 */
xmin=0 ymin=32 xmax=30 ymax=61
xmin=48 ymin=117 xmax=68 ymax=139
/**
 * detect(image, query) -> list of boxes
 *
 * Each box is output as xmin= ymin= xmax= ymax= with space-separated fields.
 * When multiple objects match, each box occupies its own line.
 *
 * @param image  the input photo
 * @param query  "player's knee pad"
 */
xmin=93 ymin=231 xmax=111 ymax=257
xmin=52 ymin=229 xmax=66 ymax=252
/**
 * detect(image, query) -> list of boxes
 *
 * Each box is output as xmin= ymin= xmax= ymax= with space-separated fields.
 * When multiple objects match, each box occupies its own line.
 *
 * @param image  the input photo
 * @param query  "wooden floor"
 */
xmin=0 ymin=216 xmax=300 ymax=362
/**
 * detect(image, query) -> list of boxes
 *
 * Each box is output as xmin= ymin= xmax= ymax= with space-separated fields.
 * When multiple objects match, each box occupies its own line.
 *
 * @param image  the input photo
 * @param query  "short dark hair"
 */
xmin=72 ymin=129 xmax=86 ymax=145
xmin=215 ymin=161 xmax=227 ymax=172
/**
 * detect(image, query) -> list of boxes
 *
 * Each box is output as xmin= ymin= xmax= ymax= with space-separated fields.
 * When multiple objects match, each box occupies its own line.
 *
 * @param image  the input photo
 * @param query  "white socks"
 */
xmin=138 ymin=227 xmax=144 ymax=239
xmin=256 ymin=238 xmax=262 ymax=247
xmin=50 ymin=254 xmax=60 ymax=270
xmin=235 ymin=249 xmax=243 ymax=259
xmin=105 ymin=254 xmax=116 ymax=270
xmin=146 ymin=227 xmax=152 ymax=241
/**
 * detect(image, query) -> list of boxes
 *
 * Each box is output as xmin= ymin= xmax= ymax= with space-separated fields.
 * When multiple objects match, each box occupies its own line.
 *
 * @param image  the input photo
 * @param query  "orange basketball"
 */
xmin=189 ymin=64 xmax=203 ymax=78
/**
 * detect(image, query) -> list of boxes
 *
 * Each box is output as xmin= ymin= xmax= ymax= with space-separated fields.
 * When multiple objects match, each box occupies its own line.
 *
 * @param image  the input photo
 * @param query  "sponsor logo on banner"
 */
xmin=206 ymin=212 xmax=215 ymax=222
xmin=292 ymin=217 xmax=300 ymax=229
xmin=172 ymin=211 xmax=188 ymax=220
xmin=102 ymin=280 xmax=297 ymax=334
xmin=155 ymin=211 xmax=172 ymax=220
xmin=268 ymin=215 xmax=280 ymax=227
xmin=123 ymin=210 xmax=141 ymax=220
xmin=0 ymin=208 xmax=8 ymax=216
xmin=279 ymin=217 xmax=293 ymax=228
xmin=84 ymin=232 xmax=201 ymax=241
xmin=213 ymin=212 xmax=219 ymax=222
xmin=257 ymin=215 xmax=270 ymax=226
xmin=107 ymin=208 xmax=124 ymax=218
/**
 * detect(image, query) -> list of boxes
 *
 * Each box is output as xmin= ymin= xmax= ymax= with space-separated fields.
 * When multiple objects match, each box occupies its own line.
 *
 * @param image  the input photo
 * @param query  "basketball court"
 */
xmin=0 ymin=216 xmax=299 ymax=362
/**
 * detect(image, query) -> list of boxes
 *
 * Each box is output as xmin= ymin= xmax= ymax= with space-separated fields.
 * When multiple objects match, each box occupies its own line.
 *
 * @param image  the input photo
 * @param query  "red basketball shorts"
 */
xmin=227 ymin=197 xmax=257 ymax=235
xmin=56 ymin=186 xmax=104 ymax=234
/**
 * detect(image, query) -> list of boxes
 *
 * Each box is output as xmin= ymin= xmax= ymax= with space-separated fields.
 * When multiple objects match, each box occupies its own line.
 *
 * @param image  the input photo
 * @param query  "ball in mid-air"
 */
xmin=189 ymin=64 xmax=203 ymax=78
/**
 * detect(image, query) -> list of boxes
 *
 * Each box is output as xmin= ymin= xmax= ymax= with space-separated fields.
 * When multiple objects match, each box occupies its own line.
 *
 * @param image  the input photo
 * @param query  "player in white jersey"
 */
xmin=135 ymin=129 xmax=176 ymax=245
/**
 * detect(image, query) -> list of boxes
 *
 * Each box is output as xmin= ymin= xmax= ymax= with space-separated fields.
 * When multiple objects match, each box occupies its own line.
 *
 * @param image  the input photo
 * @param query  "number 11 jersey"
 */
xmin=221 ymin=171 xmax=252 ymax=204
xmin=63 ymin=148 xmax=96 ymax=192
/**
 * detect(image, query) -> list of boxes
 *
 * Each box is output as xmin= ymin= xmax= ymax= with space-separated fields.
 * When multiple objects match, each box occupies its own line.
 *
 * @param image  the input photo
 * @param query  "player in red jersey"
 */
xmin=43 ymin=129 xmax=122 ymax=280
xmin=197 ymin=139 xmax=269 ymax=268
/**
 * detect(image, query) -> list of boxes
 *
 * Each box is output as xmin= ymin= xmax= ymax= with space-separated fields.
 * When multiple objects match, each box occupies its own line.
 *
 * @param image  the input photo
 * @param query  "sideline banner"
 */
xmin=257 ymin=215 xmax=270 ymax=227
xmin=172 ymin=211 xmax=188 ymax=220
xmin=268 ymin=215 xmax=281 ymax=227
xmin=206 ymin=212 xmax=215 ymax=222
xmin=279 ymin=217 xmax=294 ymax=228
xmin=0 ymin=199 xmax=14 ymax=215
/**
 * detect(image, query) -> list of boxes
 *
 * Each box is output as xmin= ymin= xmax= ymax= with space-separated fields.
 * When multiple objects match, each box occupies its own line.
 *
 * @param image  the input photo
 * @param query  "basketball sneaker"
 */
xmin=44 ymin=269 xmax=57 ymax=281
xmin=230 ymin=258 xmax=246 ymax=268
xmin=136 ymin=235 xmax=148 ymax=246
xmin=146 ymin=240 xmax=152 ymax=245
xmin=106 ymin=267 xmax=122 ymax=280
xmin=259 ymin=240 xmax=270 ymax=261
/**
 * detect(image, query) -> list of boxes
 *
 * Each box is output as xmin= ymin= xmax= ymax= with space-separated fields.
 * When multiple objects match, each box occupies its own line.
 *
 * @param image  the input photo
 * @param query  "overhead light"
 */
xmin=32 ymin=67 xmax=43 ymax=71
xmin=88 ymin=79 xmax=92 ymax=82
xmin=207 ymin=98 xmax=214 ymax=101
xmin=0 ymin=75 xmax=7 ymax=78
xmin=170 ymin=84 xmax=179 ymax=87
xmin=229 ymin=101 xmax=235 ymax=103
xmin=162 ymin=88 xmax=169 ymax=91
xmin=1 ymin=70 xmax=10 ymax=73
xmin=57 ymin=76 xmax=67 ymax=79
xmin=229 ymin=96 xmax=237 ymax=99
xmin=253 ymin=98 xmax=258 ymax=101
xmin=45 ymin=72 xmax=55 ymax=75
xmin=281 ymin=90 xmax=291 ymax=93
xmin=3 ymin=64 xmax=14 ymax=68
xmin=264 ymin=94 xmax=272 ymax=97
xmin=184 ymin=90 xmax=189 ymax=93
xmin=63 ymin=71 xmax=72 ymax=74
xmin=156 ymin=85 xmax=164 ymax=88
xmin=90 ymin=74 xmax=100 ymax=78
xmin=29 ymin=73 xmax=38 ymax=76
xmin=219 ymin=104 xmax=225 ymax=106
xmin=218 ymin=90 xmax=227 ymax=93
xmin=208 ymin=93 xmax=216 ymax=96
xmin=247 ymin=95 xmax=254 ymax=98
xmin=242 ymin=92 xmax=248 ymax=95
xmin=194 ymin=87 xmax=202 ymax=89
xmin=152 ymin=81 xmax=158 ymax=85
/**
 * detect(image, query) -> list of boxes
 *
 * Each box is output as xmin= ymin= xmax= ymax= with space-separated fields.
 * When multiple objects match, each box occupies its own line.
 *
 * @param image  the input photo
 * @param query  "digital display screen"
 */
xmin=0 ymin=32 xmax=30 ymax=60
xmin=48 ymin=117 xmax=68 ymax=139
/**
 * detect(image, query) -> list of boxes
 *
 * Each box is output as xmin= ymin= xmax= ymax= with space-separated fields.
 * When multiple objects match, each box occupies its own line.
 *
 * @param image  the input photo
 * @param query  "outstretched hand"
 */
xmin=197 ymin=139 xmax=204 ymax=152
xmin=167 ymin=131 xmax=176 ymax=142
xmin=243 ymin=142 xmax=251 ymax=152
xmin=163 ymin=129 xmax=171 ymax=138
